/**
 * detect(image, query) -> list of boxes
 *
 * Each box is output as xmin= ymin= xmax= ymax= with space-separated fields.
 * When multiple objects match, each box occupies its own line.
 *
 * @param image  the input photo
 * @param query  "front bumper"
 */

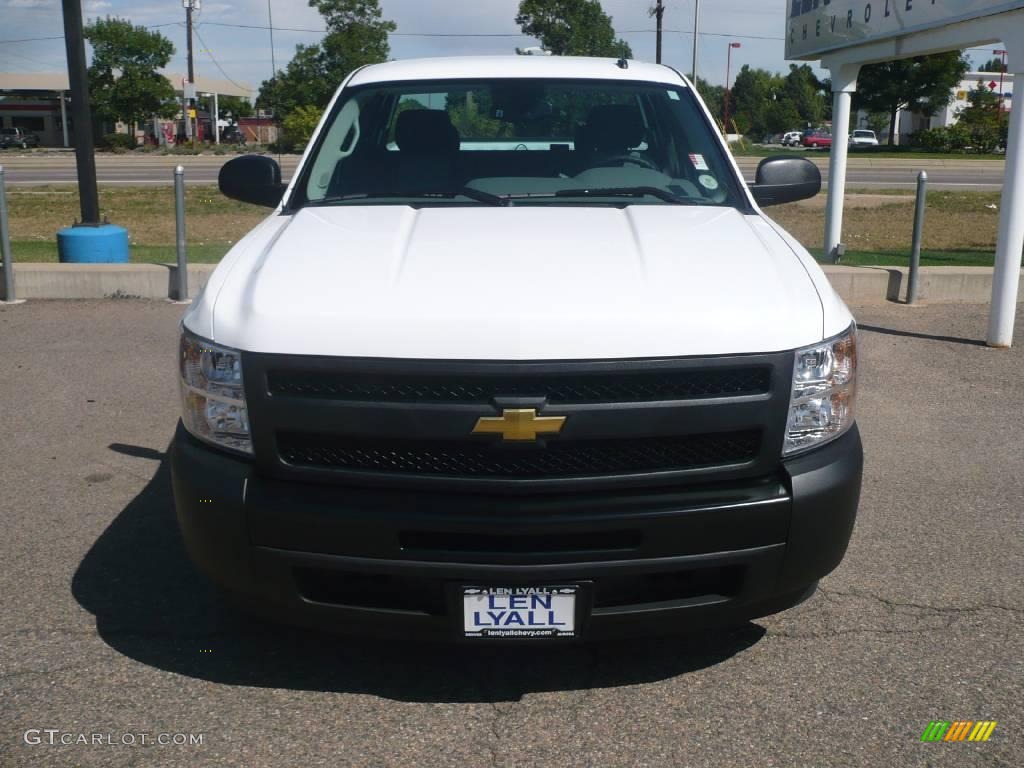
xmin=171 ymin=423 xmax=862 ymax=640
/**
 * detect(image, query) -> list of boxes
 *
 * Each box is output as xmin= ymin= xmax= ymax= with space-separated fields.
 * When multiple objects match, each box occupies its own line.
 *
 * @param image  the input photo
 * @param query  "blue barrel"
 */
xmin=57 ymin=224 xmax=130 ymax=264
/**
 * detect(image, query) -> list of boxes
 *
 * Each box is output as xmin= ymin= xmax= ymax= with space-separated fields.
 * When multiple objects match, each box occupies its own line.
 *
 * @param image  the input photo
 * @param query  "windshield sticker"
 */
xmin=698 ymin=174 xmax=719 ymax=191
xmin=689 ymin=153 xmax=709 ymax=171
xmin=667 ymin=90 xmax=680 ymax=100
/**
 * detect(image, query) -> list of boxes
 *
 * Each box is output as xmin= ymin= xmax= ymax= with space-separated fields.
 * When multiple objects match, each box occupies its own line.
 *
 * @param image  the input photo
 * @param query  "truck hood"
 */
xmin=203 ymin=205 xmax=826 ymax=359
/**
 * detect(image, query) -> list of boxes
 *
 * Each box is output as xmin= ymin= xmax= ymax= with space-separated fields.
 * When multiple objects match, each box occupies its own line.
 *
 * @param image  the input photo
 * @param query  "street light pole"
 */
xmin=723 ymin=42 xmax=741 ymax=137
xmin=994 ymin=49 xmax=1008 ymax=124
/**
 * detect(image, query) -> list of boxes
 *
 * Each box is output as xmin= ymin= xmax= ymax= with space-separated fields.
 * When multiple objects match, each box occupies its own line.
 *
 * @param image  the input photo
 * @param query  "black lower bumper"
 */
xmin=170 ymin=424 xmax=862 ymax=641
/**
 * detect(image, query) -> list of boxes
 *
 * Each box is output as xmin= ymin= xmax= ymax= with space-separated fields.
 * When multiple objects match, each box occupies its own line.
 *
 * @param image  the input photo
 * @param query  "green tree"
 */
xmin=865 ymin=112 xmax=890 ymax=136
xmin=730 ymin=66 xmax=786 ymax=138
xmin=257 ymin=0 xmax=394 ymax=119
xmin=764 ymin=99 xmax=802 ymax=135
xmin=282 ymin=104 xmax=324 ymax=148
xmin=955 ymin=82 xmax=1007 ymax=152
xmin=83 ymin=17 xmax=178 ymax=135
xmin=782 ymin=64 xmax=825 ymax=127
xmin=977 ymin=57 xmax=1007 ymax=73
xmin=958 ymin=82 xmax=1002 ymax=127
xmin=516 ymin=0 xmax=632 ymax=58
xmin=694 ymin=77 xmax=726 ymax=124
xmin=213 ymin=95 xmax=254 ymax=124
xmin=853 ymin=53 xmax=969 ymax=145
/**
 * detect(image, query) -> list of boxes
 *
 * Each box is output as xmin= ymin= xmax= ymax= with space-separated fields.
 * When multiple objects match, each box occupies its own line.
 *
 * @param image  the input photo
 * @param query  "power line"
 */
xmin=640 ymin=29 xmax=786 ymax=41
xmin=185 ymin=20 xmax=787 ymax=42
xmin=0 ymin=22 xmax=182 ymax=46
xmin=194 ymin=25 xmax=250 ymax=91
xmin=0 ymin=35 xmax=64 ymax=44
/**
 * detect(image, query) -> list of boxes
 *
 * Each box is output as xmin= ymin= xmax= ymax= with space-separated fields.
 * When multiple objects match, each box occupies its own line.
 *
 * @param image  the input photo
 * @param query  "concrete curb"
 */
xmin=823 ymin=265 xmax=1024 ymax=305
xmin=1 ymin=263 xmax=1021 ymax=306
xmin=6 ymin=263 xmax=216 ymax=300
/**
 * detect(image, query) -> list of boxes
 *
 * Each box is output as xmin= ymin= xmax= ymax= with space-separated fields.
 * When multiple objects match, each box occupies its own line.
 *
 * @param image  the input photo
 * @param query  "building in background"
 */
xmin=856 ymin=71 xmax=1014 ymax=144
xmin=0 ymin=72 xmax=251 ymax=147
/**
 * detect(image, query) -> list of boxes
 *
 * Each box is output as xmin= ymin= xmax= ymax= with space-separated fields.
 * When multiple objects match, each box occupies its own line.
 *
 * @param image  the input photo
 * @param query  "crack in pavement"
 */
xmin=766 ymin=586 xmax=1019 ymax=641
xmin=818 ymin=587 xmax=1024 ymax=616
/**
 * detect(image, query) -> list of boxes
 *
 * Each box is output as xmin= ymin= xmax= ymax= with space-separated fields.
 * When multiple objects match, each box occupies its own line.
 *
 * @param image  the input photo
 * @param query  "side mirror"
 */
xmin=749 ymin=156 xmax=821 ymax=207
xmin=218 ymin=155 xmax=286 ymax=208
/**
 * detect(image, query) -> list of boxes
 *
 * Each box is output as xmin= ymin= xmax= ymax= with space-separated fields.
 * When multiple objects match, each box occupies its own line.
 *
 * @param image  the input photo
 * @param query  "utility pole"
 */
xmin=60 ymin=0 xmax=100 ymax=224
xmin=691 ymin=0 xmax=700 ymax=84
xmin=184 ymin=0 xmax=199 ymax=146
xmin=652 ymin=0 xmax=665 ymax=65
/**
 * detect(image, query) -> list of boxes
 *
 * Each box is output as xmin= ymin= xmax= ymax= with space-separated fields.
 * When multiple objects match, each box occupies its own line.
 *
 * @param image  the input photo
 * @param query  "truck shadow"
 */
xmin=71 ymin=444 xmax=766 ymax=704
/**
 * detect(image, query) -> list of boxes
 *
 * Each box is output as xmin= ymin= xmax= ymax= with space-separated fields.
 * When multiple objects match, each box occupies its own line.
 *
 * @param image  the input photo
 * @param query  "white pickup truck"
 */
xmin=172 ymin=56 xmax=862 ymax=642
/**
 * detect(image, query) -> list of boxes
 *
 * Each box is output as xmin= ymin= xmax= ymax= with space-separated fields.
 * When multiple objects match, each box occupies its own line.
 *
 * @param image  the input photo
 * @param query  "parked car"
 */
xmin=0 ymin=128 xmax=40 ymax=149
xmin=220 ymin=125 xmax=247 ymax=145
xmin=781 ymin=131 xmax=803 ymax=147
xmin=802 ymin=130 xmax=833 ymax=149
xmin=849 ymin=129 xmax=879 ymax=147
xmin=174 ymin=56 xmax=862 ymax=642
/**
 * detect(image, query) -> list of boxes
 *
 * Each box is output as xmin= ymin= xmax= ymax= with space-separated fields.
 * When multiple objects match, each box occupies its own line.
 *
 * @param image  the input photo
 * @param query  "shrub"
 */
xmin=98 ymin=132 xmax=138 ymax=151
xmin=912 ymin=124 xmax=972 ymax=152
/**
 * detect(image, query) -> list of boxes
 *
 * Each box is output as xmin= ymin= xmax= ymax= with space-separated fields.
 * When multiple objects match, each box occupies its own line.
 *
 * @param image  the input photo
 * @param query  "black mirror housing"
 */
xmin=749 ymin=156 xmax=821 ymax=207
xmin=219 ymin=155 xmax=286 ymax=208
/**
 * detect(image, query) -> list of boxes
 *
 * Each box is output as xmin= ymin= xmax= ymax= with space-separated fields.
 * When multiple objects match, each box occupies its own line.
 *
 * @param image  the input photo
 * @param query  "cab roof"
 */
xmin=347 ymin=56 xmax=689 ymax=88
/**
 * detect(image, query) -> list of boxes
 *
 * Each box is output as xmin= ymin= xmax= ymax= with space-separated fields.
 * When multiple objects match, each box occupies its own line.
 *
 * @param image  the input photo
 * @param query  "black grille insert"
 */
xmin=400 ymin=530 xmax=642 ymax=555
xmin=292 ymin=565 xmax=744 ymax=614
xmin=277 ymin=430 xmax=761 ymax=478
xmin=267 ymin=367 xmax=772 ymax=404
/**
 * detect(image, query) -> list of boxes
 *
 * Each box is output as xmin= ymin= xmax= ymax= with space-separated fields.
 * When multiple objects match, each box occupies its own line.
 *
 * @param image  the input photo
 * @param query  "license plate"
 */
xmin=462 ymin=586 xmax=577 ymax=639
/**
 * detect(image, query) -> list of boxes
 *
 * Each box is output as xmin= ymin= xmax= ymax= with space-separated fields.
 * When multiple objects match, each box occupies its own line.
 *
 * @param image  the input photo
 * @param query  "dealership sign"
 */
xmin=786 ymin=0 xmax=1024 ymax=59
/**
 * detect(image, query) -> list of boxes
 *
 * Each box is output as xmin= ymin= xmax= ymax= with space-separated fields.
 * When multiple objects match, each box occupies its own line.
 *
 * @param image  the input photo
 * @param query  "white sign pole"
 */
xmin=987 ymin=47 xmax=1024 ymax=346
xmin=823 ymin=63 xmax=860 ymax=262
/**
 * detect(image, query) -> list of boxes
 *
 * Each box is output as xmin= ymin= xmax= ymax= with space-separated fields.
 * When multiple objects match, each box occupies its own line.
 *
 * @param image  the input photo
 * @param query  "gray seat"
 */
xmin=574 ymin=104 xmax=646 ymax=170
xmin=394 ymin=109 xmax=461 ymax=192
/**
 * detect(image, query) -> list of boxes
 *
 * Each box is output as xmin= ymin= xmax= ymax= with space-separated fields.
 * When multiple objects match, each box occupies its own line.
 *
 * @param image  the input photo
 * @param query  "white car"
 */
xmin=781 ymin=131 xmax=803 ymax=147
xmin=849 ymin=129 xmax=880 ymax=147
xmin=173 ymin=56 xmax=862 ymax=642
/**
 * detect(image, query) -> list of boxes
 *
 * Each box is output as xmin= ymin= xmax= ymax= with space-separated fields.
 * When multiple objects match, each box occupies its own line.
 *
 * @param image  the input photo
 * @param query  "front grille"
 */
xmin=277 ymin=430 xmax=761 ymax=479
xmin=267 ymin=367 xmax=771 ymax=404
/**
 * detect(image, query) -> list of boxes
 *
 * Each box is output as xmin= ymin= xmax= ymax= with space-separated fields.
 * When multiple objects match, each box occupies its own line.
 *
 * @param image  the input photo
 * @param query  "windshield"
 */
xmin=292 ymin=78 xmax=743 ymax=209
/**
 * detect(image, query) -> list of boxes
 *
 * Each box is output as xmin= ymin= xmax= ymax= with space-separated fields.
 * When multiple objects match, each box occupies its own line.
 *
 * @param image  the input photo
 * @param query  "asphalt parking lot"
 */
xmin=0 ymin=300 xmax=1020 ymax=767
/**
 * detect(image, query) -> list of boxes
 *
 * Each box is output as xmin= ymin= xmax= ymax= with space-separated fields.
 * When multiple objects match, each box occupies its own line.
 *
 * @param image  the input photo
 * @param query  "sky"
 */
xmin=0 ymin=0 xmax=1005 ymax=97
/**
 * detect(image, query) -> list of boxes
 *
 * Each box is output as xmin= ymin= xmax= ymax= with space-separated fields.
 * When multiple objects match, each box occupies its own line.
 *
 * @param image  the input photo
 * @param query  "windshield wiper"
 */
xmin=553 ymin=186 xmax=692 ymax=204
xmin=304 ymin=187 xmax=507 ymax=207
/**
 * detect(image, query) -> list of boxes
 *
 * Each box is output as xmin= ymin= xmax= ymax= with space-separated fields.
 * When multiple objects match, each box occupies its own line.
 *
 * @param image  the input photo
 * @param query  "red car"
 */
xmin=801 ymin=130 xmax=833 ymax=149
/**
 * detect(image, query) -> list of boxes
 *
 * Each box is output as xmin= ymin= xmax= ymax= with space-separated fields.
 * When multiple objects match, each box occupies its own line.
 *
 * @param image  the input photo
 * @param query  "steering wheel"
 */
xmin=595 ymin=153 xmax=660 ymax=171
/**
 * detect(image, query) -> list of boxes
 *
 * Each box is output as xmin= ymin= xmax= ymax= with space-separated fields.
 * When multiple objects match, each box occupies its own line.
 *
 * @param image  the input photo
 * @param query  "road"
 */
xmin=0 ymin=300 xmax=1020 ymax=768
xmin=0 ymin=152 xmax=1007 ymax=190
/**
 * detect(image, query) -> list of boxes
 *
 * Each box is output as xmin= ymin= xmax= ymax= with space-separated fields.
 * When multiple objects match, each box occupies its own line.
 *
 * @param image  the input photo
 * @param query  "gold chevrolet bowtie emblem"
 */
xmin=472 ymin=408 xmax=567 ymax=442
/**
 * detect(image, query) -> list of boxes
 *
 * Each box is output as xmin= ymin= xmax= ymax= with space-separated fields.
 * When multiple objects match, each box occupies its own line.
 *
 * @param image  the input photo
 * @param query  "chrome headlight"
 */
xmin=784 ymin=324 xmax=857 ymax=456
xmin=179 ymin=328 xmax=252 ymax=454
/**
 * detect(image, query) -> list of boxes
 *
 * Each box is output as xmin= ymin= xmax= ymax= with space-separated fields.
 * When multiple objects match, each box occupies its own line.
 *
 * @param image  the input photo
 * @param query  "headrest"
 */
xmin=395 ymin=109 xmax=460 ymax=154
xmin=582 ymin=104 xmax=645 ymax=153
